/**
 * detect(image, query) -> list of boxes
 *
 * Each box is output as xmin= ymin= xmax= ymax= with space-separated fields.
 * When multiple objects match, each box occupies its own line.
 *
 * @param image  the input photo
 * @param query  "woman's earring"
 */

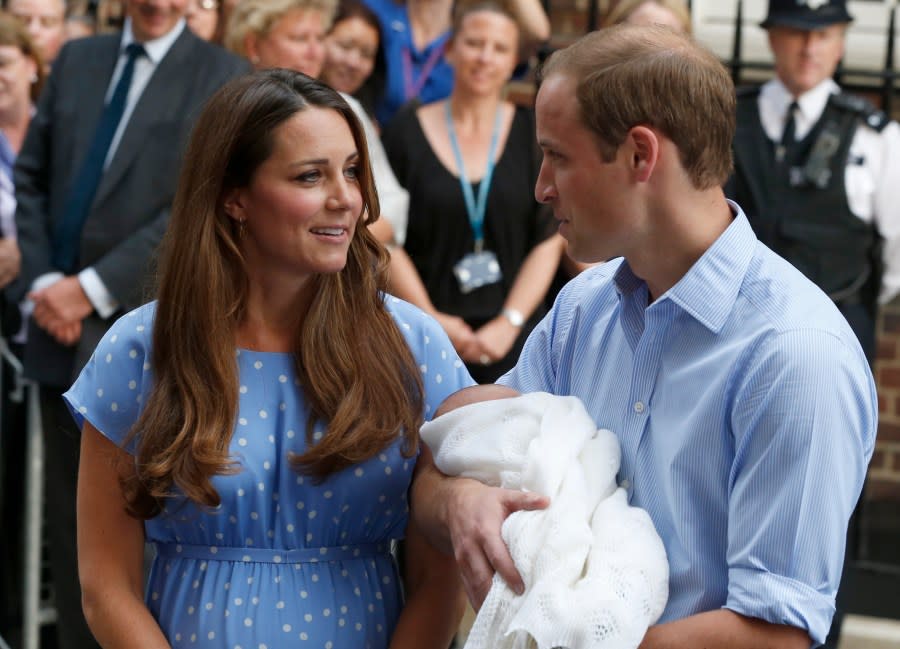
xmin=237 ymin=219 xmax=246 ymax=239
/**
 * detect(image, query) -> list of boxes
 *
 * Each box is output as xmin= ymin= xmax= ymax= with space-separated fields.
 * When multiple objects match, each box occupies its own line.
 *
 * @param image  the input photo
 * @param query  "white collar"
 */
xmin=120 ymin=17 xmax=186 ymax=64
xmin=759 ymin=77 xmax=840 ymax=141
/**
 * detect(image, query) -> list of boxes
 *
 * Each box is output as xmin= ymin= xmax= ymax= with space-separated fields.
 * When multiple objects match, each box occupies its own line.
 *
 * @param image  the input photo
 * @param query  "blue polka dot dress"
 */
xmin=64 ymin=297 xmax=475 ymax=649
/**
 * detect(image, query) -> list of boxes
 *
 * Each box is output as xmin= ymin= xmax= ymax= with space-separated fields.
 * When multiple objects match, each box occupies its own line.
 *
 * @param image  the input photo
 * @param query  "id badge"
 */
xmin=453 ymin=250 xmax=502 ymax=294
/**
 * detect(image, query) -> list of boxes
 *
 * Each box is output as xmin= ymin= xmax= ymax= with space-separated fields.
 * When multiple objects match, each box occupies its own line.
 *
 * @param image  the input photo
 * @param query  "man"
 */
xmin=5 ymin=0 xmax=248 ymax=646
xmin=9 ymin=0 xmax=66 ymax=69
xmin=413 ymin=25 xmax=875 ymax=648
xmin=727 ymin=0 xmax=900 ymax=363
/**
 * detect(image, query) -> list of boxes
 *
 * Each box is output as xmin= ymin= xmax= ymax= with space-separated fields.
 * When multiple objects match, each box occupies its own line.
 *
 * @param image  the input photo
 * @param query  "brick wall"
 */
xmin=873 ymin=302 xmax=900 ymax=503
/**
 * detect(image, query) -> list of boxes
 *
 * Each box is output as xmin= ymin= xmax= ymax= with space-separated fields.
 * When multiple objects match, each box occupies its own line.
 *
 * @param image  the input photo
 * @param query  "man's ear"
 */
xmin=628 ymin=125 xmax=660 ymax=183
xmin=244 ymin=32 xmax=260 ymax=64
xmin=627 ymin=125 xmax=660 ymax=183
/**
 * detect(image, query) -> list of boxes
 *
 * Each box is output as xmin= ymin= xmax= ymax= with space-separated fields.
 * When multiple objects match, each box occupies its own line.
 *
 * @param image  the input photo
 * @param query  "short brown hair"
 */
xmin=538 ymin=24 xmax=735 ymax=189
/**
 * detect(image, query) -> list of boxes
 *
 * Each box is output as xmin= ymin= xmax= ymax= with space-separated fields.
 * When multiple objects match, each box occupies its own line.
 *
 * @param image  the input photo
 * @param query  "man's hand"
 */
xmin=0 ymin=238 xmax=21 ymax=289
xmin=29 ymin=276 xmax=93 ymax=345
xmin=446 ymin=477 xmax=549 ymax=609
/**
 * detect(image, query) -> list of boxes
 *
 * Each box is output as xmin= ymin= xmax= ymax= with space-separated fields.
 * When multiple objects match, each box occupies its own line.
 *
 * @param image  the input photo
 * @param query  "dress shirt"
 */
xmin=758 ymin=78 xmax=900 ymax=303
xmin=30 ymin=18 xmax=186 ymax=319
xmin=499 ymin=204 xmax=877 ymax=646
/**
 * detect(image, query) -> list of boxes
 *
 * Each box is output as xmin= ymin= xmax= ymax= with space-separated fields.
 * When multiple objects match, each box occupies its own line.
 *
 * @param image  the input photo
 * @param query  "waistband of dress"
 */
xmin=154 ymin=541 xmax=392 ymax=564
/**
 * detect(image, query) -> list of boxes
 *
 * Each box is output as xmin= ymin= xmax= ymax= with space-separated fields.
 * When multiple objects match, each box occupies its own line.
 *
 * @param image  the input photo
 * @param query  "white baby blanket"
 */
xmin=420 ymin=392 xmax=669 ymax=649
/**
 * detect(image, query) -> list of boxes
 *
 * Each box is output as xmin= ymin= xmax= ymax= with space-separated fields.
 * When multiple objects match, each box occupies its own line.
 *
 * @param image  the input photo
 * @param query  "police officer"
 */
xmin=728 ymin=0 xmax=900 ymax=363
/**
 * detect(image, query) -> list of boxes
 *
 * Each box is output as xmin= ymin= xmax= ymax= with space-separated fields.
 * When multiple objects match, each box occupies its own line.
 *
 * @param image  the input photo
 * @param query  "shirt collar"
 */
xmin=613 ymin=201 xmax=757 ymax=333
xmin=762 ymin=77 xmax=839 ymax=138
xmin=120 ymin=17 xmax=186 ymax=64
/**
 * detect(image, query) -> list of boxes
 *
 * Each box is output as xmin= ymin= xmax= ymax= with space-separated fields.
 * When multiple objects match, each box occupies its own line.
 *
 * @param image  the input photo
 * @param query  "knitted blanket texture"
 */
xmin=420 ymin=392 xmax=669 ymax=649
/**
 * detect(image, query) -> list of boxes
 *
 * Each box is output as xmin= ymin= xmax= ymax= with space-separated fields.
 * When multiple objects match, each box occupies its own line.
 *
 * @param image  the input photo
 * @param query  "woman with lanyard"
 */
xmin=364 ymin=0 xmax=549 ymax=127
xmin=382 ymin=0 xmax=563 ymax=383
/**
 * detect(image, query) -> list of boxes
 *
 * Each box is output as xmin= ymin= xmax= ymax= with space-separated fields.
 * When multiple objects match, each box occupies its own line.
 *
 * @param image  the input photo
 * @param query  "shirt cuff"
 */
xmin=77 ymin=268 xmax=119 ymax=319
xmin=726 ymin=567 xmax=834 ymax=647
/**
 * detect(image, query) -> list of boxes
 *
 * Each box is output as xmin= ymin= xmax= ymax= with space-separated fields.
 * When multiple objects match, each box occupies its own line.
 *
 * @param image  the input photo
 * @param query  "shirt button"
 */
xmin=633 ymin=401 xmax=645 ymax=414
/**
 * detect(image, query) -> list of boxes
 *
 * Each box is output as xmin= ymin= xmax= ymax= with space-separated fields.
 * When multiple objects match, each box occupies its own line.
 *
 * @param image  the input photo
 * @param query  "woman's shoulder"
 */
xmin=104 ymin=302 xmax=157 ymax=348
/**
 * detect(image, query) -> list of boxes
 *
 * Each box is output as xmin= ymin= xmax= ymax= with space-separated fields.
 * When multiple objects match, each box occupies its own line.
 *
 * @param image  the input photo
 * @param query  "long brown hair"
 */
xmin=122 ymin=69 xmax=424 ymax=518
xmin=0 ymin=11 xmax=45 ymax=100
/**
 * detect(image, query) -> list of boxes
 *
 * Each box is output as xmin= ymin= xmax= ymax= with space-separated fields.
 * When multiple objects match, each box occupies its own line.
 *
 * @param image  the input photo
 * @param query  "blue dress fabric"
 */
xmin=64 ymin=296 xmax=474 ymax=649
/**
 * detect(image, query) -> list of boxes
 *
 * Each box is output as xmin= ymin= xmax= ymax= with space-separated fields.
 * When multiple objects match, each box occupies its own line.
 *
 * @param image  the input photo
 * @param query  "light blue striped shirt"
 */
xmin=499 ymin=206 xmax=877 ymax=646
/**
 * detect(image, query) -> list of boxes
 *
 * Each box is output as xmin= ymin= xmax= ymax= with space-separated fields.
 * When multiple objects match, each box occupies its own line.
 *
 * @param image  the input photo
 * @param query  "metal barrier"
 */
xmin=0 ymin=336 xmax=56 ymax=649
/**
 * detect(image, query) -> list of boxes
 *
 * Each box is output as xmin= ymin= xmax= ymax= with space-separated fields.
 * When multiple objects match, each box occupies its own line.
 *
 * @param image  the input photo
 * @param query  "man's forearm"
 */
xmin=640 ymin=609 xmax=811 ymax=649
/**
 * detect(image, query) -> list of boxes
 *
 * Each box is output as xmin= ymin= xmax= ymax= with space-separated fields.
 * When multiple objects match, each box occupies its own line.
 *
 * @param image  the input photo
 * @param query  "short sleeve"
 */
xmin=384 ymin=295 xmax=476 ymax=419
xmin=62 ymin=303 xmax=156 ymax=453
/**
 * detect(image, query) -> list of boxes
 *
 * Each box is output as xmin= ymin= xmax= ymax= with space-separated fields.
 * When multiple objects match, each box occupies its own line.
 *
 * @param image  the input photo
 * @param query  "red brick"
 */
xmin=865 ymin=479 xmax=900 ymax=502
xmin=877 ymin=338 xmax=897 ymax=360
xmin=877 ymin=422 xmax=900 ymax=443
xmin=882 ymin=312 xmax=900 ymax=334
xmin=879 ymin=367 xmax=900 ymax=388
xmin=892 ymin=395 xmax=900 ymax=416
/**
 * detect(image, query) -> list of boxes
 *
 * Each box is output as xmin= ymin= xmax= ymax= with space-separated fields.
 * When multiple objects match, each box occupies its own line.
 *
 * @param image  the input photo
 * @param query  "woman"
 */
xmin=0 ymin=11 xmax=43 ymax=294
xmin=601 ymin=0 xmax=691 ymax=33
xmin=365 ymin=0 xmax=549 ymax=127
xmin=67 ymin=70 xmax=471 ymax=648
xmin=226 ymin=0 xmax=410 ymax=246
xmin=382 ymin=0 xmax=564 ymax=383
xmin=321 ymin=0 xmax=384 ymax=122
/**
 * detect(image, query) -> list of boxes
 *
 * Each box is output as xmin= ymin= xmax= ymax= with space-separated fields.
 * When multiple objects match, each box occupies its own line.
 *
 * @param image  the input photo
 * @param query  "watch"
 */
xmin=501 ymin=308 xmax=525 ymax=328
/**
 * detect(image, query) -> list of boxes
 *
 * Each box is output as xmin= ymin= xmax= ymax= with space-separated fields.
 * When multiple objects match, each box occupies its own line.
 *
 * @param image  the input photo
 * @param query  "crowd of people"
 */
xmin=0 ymin=0 xmax=892 ymax=647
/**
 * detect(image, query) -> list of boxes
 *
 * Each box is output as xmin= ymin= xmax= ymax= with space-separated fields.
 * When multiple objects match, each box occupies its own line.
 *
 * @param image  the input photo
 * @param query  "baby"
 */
xmin=421 ymin=387 xmax=669 ymax=649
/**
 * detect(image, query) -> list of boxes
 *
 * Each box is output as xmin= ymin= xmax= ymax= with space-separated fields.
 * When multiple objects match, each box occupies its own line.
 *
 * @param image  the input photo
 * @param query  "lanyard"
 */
xmin=401 ymin=39 xmax=446 ymax=102
xmin=445 ymin=100 xmax=502 ymax=252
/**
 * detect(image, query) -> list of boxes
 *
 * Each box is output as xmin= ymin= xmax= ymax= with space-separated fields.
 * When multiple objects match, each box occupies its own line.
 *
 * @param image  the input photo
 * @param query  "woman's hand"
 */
xmin=0 ymin=237 xmax=21 ymax=289
xmin=432 ymin=310 xmax=478 ymax=356
xmin=467 ymin=316 xmax=519 ymax=366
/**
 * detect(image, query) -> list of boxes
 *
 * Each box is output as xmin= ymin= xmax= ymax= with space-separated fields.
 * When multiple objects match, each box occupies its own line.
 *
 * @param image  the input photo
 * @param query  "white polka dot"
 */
xmin=279 ymin=402 xmax=286 ymax=411
xmin=250 ymin=512 xmax=258 ymax=520
xmin=276 ymin=601 xmax=285 ymax=609
xmin=128 ymin=380 xmax=136 ymax=390
xmin=323 ymin=490 xmax=332 ymax=499
xmin=454 ymin=359 xmax=463 ymax=368
xmin=78 ymin=406 xmax=87 ymax=414
xmin=136 ymin=325 xmax=145 ymax=332
xmin=259 ymin=410 xmax=268 ymax=419
xmin=282 ymin=624 xmax=291 ymax=632
xmin=239 ymin=418 xmax=248 ymax=426
xmin=385 ymin=467 xmax=392 ymax=475
xmin=323 ymin=608 xmax=331 ymax=617
xmin=304 ymin=614 xmax=313 ymax=622
xmin=235 ymin=597 xmax=243 ymax=605
xmin=253 ymin=361 xmax=263 ymax=370
xmin=252 ymin=596 xmax=259 ymax=605
xmin=244 ymin=618 xmax=253 ymax=627
xmin=354 ymin=468 xmax=364 ymax=477
xmin=205 ymin=602 xmax=213 ymax=610
xmin=325 ymin=642 xmax=333 ymax=649
xmin=300 ymin=590 xmax=308 ymax=598
xmin=143 ymin=362 xmax=150 ymax=370
xmin=278 ymin=374 xmax=288 ymax=383
xmin=208 ymin=632 xmax=215 ymax=640
xmin=286 ymin=523 xmax=294 ymax=532
xmin=296 ymin=501 xmax=305 ymax=510
xmin=237 ymin=488 xmax=245 ymax=496
xmin=239 ymin=385 xmax=248 ymax=394
xmin=441 ymin=349 xmax=447 ymax=360
xmin=300 ymin=633 xmax=308 ymax=640
xmin=188 ymin=606 xmax=195 ymax=614
xmin=436 ymin=374 xmax=443 ymax=384
xmin=258 ymin=482 xmax=265 ymax=492
xmin=313 ymin=431 xmax=323 ymax=440
xmin=238 ymin=438 xmax=248 ymax=447
xmin=105 ymin=353 xmax=112 ymax=363
xmin=287 ymin=430 xmax=295 ymax=439
xmin=110 ymin=402 xmax=118 ymax=412
xmin=424 ymin=335 xmax=430 ymax=344
xmin=308 ymin=510 xmax=317 ymax=519
xmin=420 ymin=364 xmax=427 ymax=374
xmin=111 ymin=334 xmax=118 ymax=343
xmin=263 ymin=461 xmax=271 ymax=470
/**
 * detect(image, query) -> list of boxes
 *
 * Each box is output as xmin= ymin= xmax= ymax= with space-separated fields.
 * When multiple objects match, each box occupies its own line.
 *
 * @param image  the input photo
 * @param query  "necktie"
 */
xmin=781 ymin=100 xmax=799 ymax=148
xmin=52 ymin=42 xmax=146 ymax=273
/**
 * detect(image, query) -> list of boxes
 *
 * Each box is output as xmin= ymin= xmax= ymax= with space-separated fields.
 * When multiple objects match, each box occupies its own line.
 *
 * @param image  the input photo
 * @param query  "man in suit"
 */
xmin=5 ymin=0 xmax=249 ymax=645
